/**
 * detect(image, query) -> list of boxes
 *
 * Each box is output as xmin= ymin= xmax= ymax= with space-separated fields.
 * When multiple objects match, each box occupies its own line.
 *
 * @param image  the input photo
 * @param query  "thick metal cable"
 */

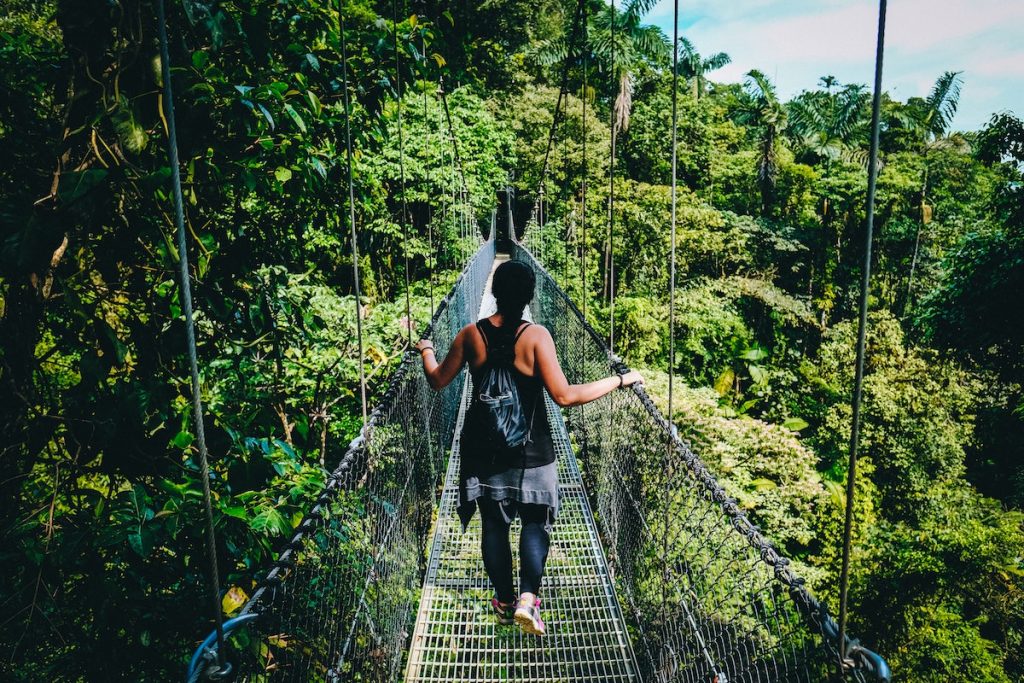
xmin=392 ymin=0 xmax=412 ymax=344
xmin=607 ymin=0 xmax=617 ymax=352
xmin=838 ymin=0 xmax=887 ymax=672
xmin=668 ymin=0 xmax=680 ymax=490
xmin=665 ymin=0 xmax=681 ymax=676
xmin=536 ymin=0 xmax=586 ymax=200
xmin=421 ymin=43 xmax=435 ymax=312
xmin=155 ymin=0 xmax=226 ymax=670
xmin=581 ymin=0 xmax=588 ymax=323
xmin=338 ymin=3 xmax=368 ymax=428
xmin=562 ymin=99 xmax=570 ymax=288
xmin=439 ymin=79 xmax=470 ymax=199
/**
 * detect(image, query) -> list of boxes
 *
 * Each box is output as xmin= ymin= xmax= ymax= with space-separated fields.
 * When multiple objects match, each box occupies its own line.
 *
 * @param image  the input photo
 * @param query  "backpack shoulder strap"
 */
xmin=475 ymin=320 xmax=490 ymax=350
xmin=513 ymin=321 xmax=532 ymax=344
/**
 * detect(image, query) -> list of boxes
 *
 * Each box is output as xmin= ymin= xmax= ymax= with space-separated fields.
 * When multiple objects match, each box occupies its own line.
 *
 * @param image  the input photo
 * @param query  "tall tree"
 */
xmin=788 ymin=77 xmax=869 ymax=318
xmin=902 ymin=70 xmax=966 ymax=312
xmin=739 ymin=69 xmax=787 ymax=217
xmin=676 ymin=37 xmax=730 ymax=101
xmin=788 ymin=77 xmax=869 ymax=165
xmin=587 ymin=0 xmax=670 ymax=133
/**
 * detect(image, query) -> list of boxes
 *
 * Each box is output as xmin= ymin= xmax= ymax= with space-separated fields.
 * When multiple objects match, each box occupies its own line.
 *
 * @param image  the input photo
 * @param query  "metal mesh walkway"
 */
xmin=404 ymin=258 xmax=639 ymax=682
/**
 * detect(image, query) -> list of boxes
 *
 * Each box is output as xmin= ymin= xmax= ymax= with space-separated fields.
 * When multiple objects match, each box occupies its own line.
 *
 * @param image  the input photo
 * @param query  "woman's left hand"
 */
xmin=414 ymin=339 xmax=434 ymax=354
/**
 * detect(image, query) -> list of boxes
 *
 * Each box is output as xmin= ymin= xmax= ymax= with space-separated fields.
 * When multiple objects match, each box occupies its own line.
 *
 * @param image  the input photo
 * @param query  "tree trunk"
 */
xmin=905 ymin=163 xmax=929 ymax=315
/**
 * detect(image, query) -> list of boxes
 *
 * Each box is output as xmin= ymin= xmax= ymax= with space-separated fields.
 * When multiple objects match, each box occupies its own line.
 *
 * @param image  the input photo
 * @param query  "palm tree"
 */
xmin=739 ymin=70 xmax=787 ymax=216
xmin=903 ymin=70 xmax=966 ymax=312
xmin=788 ymin=77 xmax=869 ymax=165
xmin=787 ymin=77 xmax=870 ymax=318
xmin=586 ymin=0 xmax=671 ymax=133
xmin=677 ymin=37 xmax=730 ymax=100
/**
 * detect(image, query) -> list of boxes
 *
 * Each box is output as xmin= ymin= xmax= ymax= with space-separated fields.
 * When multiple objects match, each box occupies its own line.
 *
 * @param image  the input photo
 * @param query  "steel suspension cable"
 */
xmin=561 ymin=99 xmax=569 ymax=288
xmin=155 ymin=0 xmax=226 ymax=671
xmin=338 ymin=3 xmax=369 ymax=429
xmin=439 ymin=79 xmax=470 ymax=201
xmin=581 ymin=0 xmax=588 ymax=323
xmin=607 ymin=0 xmax=617 ymax=352
xmin=437 ymin=86 xmax=450 ymax=265
xmin=663 ymin=2 xmax=718 ymax=676
xmin=667 ymin=0 xmax=680 ymax=539
xmin=535 ymin=0 xmax=586 ymax=202
xmin=838 ymin=0 xmax=887 ymax=674
xmin=392 ymin=0 xmax=412 ymax=344
xmin=421 ymin=41 xmax=435 ymax=312
xmin=663 ymin=0 xmax=680 ymax=663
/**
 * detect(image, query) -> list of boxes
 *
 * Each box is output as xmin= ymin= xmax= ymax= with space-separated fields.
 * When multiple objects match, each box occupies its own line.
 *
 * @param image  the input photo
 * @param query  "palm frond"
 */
xmin=839 ymin=146 xmax=870 ymax=168
xmin=625 ymin=0 xmax=662 ymax=22
xmin=926 ymin=70 xmax=964 ymax=137
xmin=745 ymin=69 xmax=778 ymax=105
xmin=530 ymin=37 xmax=569 ymax=67
xmin=633 ymin=24 xmax=671 ymax=63
xmin=674 ymin=37 xmax=700 ymax=78
xmin=788 ymin=95 xmax=829 ymax=138
xmin=678 ymin=36 xmax=697 ymax=60
xmin=703 ymin=52 xmax=731 ymax=72
xmin=926 ymin=133 xmax=970 ymax=154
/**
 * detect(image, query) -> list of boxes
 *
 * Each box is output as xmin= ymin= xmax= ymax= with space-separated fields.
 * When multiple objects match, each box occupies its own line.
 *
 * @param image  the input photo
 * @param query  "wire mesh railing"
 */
xmin=188 ymin=239 xmax=496 ymax=682
xmin=511 ymin=243 xmax=889 ymax=683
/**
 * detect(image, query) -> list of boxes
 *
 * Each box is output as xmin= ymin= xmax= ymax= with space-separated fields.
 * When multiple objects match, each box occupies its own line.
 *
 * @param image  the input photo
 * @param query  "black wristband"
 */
xmin=617 ymin=374 xmax=624 ymax=389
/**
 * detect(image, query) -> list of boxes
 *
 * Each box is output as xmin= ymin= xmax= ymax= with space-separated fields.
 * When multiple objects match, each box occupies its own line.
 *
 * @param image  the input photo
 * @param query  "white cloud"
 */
xmin=644 ymin=0 xmax=1024 ymax=130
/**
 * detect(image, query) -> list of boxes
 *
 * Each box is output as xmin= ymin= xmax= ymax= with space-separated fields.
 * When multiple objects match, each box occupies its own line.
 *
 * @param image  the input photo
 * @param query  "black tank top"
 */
xmin=466 ymin=319 xmax=556 ymax=470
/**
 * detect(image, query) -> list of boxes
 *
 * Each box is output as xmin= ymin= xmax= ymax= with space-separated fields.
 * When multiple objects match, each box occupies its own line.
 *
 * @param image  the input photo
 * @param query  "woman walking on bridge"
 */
xmin=415 ymin=260 xmax=642 ymax=636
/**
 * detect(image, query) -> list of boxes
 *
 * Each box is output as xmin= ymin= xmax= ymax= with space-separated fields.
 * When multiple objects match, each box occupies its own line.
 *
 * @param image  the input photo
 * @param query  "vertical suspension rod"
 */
xmin=339 ymin=3 xmax=369 ymax=428
xmin=838 ymin=0 xmax=887 ymax=674
xmin=392 ymin=0 xmax=412 ymax=344
xmin=422 ymin=38 xmax=435 ymax=312
xmin=155 ymin=0 xmax=225 ymax=668
xmin=581 ymin=0 xmax=588 ymax=322
xmin=607 ymin=0 xmax=617 ymax=352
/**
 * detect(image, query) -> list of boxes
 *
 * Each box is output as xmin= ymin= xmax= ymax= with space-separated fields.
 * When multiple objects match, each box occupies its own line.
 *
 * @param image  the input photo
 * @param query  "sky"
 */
xmin=644 ymin=0 xmax=1024 ymax=131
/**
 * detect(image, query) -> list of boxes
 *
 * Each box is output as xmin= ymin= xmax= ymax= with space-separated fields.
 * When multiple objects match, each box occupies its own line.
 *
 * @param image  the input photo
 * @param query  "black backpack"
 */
xmin=467 ymin=321 xmax=535 ymax=455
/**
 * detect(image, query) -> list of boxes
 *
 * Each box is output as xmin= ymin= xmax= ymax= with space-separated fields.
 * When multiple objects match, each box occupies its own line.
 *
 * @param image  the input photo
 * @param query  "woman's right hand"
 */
xmin=619 ymin=370 xmax=643 ymax=388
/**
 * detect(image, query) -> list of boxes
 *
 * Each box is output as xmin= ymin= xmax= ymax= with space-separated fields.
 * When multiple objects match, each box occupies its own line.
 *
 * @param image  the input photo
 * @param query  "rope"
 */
xmin=392 ymin=0 xmax=412 ymax=344
xmin=838 ymin=0 xmax=888 ymax=673
xmin=155 ymin=0 xmax=226 ymax=672
xmin=339 ymin=2 xmax=369 ymax=429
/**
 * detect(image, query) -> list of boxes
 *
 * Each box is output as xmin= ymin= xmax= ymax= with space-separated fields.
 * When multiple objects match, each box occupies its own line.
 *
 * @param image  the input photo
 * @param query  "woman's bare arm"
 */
xmin=533 ymin=327 xmax=642 ymax=407
xmin=416 ymin=327 xmax=469 ymax=390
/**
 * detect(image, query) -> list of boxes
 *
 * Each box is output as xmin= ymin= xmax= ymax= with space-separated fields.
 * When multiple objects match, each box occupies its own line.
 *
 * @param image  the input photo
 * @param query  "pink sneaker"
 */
xmin=514 ymin=596 xmax=545 ymax=636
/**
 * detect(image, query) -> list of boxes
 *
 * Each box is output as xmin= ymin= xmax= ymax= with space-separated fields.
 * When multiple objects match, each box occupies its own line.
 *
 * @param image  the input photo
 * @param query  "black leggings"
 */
xmin=478 ymin=497 xmax=551 ymax=603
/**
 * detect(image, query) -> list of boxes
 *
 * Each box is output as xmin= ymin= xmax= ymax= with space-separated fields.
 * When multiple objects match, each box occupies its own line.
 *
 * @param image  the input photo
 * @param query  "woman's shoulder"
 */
xmin=519 ymin=322 xmax=551 ymax=343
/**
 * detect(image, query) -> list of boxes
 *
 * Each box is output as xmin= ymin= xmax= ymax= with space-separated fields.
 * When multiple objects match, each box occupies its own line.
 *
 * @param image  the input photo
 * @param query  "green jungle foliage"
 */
xmin=1 ymin=0 xmax=1022 ymax=680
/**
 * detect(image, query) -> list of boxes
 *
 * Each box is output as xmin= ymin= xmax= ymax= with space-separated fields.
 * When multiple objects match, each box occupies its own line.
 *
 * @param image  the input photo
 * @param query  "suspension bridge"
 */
xmin=157 ymin=0 xmax=897 ymax=678
xmin=186 ymin=234 xmax=889 ymax=683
